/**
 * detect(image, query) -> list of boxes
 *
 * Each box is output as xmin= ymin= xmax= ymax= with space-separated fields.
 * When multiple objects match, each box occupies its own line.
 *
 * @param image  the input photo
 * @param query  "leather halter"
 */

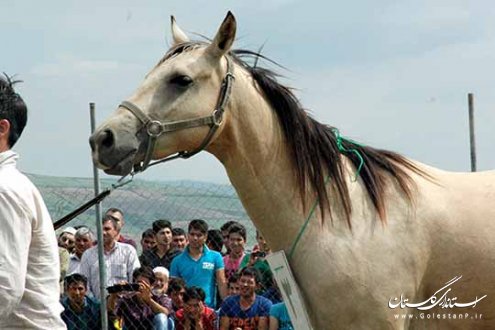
xmin=120 ymin=57 xmax=235 ymax=173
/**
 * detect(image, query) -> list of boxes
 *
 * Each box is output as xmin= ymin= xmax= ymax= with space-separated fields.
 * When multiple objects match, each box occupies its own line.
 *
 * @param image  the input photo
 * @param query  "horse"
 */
xmin=89 ymin=12 xmax=495 ymax=329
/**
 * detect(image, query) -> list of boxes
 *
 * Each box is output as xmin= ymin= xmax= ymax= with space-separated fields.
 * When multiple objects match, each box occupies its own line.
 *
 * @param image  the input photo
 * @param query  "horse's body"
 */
xmin=90 ymin=12 xmax=495 ymax=329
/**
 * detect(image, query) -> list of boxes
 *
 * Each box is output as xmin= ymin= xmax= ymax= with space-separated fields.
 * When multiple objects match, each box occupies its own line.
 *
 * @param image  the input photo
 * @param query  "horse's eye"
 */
xmin=169 ymin=75 xmax=193 ymax=87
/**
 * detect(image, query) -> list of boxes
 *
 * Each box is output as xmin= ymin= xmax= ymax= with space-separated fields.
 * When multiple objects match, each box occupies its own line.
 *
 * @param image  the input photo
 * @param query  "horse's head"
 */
xmin=89 ymin=12 xmax=237 ymax=175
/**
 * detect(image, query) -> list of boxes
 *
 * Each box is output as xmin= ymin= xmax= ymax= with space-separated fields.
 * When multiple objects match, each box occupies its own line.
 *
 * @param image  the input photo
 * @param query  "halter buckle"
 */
xmin=212 ymin=109 xmax=223 ymax=126
xmin=146 ymin=120 xmax=163 ymax=137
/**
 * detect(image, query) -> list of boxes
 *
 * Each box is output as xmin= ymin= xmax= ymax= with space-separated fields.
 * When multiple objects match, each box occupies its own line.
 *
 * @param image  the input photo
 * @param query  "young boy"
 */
xmin=174 ymin=287 xmax=217 ymax=330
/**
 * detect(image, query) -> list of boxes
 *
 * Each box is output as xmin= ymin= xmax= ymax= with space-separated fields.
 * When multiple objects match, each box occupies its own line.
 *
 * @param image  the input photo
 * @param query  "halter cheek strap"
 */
xmin=119 ymin=57 xmax=235 ymax=173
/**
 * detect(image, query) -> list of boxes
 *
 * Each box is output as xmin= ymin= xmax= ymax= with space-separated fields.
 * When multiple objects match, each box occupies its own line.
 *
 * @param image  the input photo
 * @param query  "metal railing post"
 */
xmin=90 ymin=102 xmax=108 ymax=330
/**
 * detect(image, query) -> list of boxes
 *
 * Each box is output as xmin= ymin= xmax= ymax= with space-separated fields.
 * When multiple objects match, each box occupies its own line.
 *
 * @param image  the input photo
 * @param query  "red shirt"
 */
xmin=174 ymin=306 xmax=217 ymax=330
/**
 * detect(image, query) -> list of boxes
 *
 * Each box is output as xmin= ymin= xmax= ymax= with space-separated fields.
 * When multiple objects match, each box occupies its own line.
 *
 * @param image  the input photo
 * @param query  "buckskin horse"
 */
xmin=90 ymin=12 xmax=495 ymax=329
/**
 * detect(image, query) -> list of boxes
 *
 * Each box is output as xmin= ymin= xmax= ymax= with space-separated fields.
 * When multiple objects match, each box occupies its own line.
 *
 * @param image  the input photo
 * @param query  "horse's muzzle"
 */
xmin=89 ymin=128 xmax=140 ymax=176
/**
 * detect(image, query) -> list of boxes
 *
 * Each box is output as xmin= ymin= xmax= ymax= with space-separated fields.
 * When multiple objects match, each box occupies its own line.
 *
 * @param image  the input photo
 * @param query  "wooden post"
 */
xmin=468 ymin=93 xmax=477 ymax=172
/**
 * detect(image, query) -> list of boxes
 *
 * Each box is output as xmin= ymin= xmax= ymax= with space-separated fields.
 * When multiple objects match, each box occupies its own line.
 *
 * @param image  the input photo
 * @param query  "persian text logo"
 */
xmin=388 ymin=276 xmax=487 ymax=310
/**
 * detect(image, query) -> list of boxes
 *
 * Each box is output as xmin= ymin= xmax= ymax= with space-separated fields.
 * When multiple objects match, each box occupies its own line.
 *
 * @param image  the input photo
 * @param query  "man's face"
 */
xmin=141 ymin=236 xmax=156 ymax=251
xmin=59 ymin=232 xmax=75 ymax=251
xmin=184 ymin=298 xmax=203 ymax=318
xmin=155 ymin=227 xmax=172 ymax=246
xmin=75 ymin=234 xmax=93 ymax=255
xmin=228 ymin=232 xmax=245 ymax=255
xmin=222 ymin=230 xmax=230 ymax=252
xmin=228 ymin=281 xmax=240 ymax=296
xmin=239 ymin=274 xmax=257 ymax=298
xmin=102 ymin=220 xmax=119 ymax=245
xmin=153 ymin=272 xmax=169 ymax=293
xmin=106 ymin=210 xmax=124 ymax=230
xmin=172 ymin=234 xmax=188 ymax=251
xmin=171 ymin=288 xmax=185 ymax=309
xmin=256 ymin=233 xmax=270 ymax=252
xmin=67 ymin=281 xmax=87 ymax=306
xmin=188 ymin=229 xmax=207 ymax=249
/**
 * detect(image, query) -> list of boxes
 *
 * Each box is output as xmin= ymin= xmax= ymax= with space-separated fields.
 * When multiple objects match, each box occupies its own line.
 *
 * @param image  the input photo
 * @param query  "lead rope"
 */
xmin=288 ymin=129 xmax=365 ymax=259
xmin=288 ymin=174 xmax=331 ymax=260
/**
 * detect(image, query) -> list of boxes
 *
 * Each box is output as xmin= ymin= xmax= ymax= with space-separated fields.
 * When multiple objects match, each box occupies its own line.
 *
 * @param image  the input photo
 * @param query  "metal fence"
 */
xmin=32 ymin=173 xmax=289 ymax=329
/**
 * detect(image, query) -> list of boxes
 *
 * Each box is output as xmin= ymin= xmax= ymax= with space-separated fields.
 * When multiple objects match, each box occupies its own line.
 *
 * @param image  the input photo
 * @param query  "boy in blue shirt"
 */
xmin=219 ymin=267 xmax=272 ymax=330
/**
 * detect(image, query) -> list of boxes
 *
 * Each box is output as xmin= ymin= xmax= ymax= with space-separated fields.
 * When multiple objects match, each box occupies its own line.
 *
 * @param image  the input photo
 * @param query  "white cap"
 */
xmin=153 ymin=266 xmax=169 ymax=278
xmin=61 ymin=227 xmax=76 ymax=236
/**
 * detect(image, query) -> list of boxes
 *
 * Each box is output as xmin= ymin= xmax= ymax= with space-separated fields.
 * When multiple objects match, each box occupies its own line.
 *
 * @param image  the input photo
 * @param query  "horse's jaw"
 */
xmin=91 ymin=146 xmax=139 ymax=176
xmin=102 ymin=156 xmax=135 ymax=176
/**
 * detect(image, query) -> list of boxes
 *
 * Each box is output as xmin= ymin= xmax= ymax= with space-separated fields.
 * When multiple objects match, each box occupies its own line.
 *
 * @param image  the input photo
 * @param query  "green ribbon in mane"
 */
xmin=332 ymin=128 xmax=364 ymax=182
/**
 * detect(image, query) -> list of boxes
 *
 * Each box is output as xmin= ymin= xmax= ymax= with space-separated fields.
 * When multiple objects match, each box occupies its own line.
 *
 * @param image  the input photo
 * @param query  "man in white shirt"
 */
xmin=0 ymin=74 xmax=66 ymax=329
xmin=79 ymin=215 xmax=140 ymax=300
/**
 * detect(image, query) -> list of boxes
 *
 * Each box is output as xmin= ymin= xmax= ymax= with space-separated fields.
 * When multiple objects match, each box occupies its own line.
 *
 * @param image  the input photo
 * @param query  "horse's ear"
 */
xmin=206 ymin=11 xmax=236 ymax=59
xmin=170 ymin=16 xmax=189 ymax=46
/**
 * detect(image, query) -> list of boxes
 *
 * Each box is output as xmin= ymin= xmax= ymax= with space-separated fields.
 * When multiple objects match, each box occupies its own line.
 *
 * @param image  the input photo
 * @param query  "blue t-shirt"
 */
xmin=270 ymin=302 xmax=294 ymax=330
xmin=170 ymin=245 xmax=224 ymax=308
xmin=219 ymin=295 xmax=272 ymax=329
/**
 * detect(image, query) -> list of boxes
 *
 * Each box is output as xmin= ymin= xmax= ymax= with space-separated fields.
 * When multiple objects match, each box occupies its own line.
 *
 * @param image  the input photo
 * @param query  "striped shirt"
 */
xmin=79 ymin=242 xmax=140 ymax=300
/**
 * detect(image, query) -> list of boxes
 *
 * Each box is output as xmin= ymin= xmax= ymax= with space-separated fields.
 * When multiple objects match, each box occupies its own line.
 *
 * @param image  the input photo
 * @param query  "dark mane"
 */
xmin=158 ymin=42 xmax=428 ymax=227
xmin=231 ymin=49 xmax=429 ymax=228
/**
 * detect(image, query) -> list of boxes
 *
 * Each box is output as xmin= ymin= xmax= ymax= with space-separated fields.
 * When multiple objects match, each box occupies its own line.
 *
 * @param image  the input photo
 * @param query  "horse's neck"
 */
xmin=208 ymin=71 xmax=316 ymax=251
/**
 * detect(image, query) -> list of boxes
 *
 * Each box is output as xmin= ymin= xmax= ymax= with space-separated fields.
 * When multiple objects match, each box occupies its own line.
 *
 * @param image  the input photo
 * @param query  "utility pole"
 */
xmin=468 ymin=93 xmax=477 ymax=172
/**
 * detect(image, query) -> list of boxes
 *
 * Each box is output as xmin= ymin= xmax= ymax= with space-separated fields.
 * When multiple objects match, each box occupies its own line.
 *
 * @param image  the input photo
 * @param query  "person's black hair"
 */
xmin=64 ymin=273 xmax=88 ymax=289
xmin=167 ymin=277 xmax=186 ymax=294
xmin=172 ymin=227 xmax=186 ymax=236
xmin=188 ymin=219 xmax=208 ymax=234
xmin=0 ymin=74 xmax=27 ymax=147
xmin=220 ymin=220 xmax=239 ymax=232
xmin=228 ymin=223 xmax=247 ymax=241
xmin=141 ymin=228 xmax=155 ymax=239
xmin=152 ymin=219 xmax=172 ymax=233
xmin=239 ymin=266 xmax=261 ymax=284
xmin=132 ymin=266 xmax=155 ymax=284
xmin=206 ymin=229 xmax=223 ymax=252
xmin=183 ymin=286 xmax=206 ymax=303
xmin=228 ymin=272 xmax=240 ymax=285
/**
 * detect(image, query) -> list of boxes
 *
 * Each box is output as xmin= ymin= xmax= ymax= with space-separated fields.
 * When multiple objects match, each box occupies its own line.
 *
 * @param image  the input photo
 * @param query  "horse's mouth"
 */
xmin=102 ymin=149 xmax=139 ymax=176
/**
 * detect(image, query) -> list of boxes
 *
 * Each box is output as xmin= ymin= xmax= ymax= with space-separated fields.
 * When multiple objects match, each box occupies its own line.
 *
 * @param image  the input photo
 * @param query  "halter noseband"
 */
xmin=119 ymin=57 xmax=235 ymax=173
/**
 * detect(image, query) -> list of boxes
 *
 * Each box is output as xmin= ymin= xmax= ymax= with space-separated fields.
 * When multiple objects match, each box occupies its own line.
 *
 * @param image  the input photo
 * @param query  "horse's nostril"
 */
xmin=101 ymin=129 xmax=114 ymax=149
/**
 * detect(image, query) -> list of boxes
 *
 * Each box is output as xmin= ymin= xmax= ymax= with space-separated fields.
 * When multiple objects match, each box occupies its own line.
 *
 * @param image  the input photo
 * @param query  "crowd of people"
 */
xmin=57 ymin=207 xmax=294 ymax=330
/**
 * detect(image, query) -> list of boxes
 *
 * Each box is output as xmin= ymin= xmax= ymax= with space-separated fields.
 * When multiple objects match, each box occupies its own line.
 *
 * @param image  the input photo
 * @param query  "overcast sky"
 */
xmin=3 ymin=0 xmax=494 ymax=184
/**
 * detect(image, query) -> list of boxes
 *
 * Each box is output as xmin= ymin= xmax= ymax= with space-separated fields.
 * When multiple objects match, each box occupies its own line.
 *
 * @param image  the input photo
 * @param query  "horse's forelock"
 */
xmin=156 ymin=41 xmax=208 ymax=68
